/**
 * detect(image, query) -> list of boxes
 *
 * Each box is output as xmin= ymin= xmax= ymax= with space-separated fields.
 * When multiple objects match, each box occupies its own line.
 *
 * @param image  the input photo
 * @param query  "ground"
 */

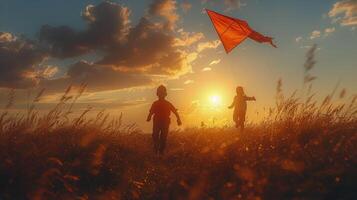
xmin=0 ymin=124 xmax=356 ymax=199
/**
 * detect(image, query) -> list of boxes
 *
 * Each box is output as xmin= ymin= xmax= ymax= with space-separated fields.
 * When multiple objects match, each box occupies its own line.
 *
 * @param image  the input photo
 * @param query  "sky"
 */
xmin=0 ymin=0 xmax=356 ymax=131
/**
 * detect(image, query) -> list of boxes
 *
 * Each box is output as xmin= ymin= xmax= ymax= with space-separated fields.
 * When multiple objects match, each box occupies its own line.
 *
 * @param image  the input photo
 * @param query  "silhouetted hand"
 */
xmin=228 ymin=106 xmax=233 ymax=109
xmin=177 ymin=119 xmax=182 ymax=126
xmin=146 ymin=116 xmax=151 ymax=122
xmin=252 ymin=96 xmax=256 ymax=101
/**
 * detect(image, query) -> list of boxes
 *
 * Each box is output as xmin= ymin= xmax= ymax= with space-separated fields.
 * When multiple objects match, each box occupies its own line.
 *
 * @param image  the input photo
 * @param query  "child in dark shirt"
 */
xmin=228 ymin=86 xmax=256 ymax=131
xmin=147 ymin=85 xmax=182 ymax=155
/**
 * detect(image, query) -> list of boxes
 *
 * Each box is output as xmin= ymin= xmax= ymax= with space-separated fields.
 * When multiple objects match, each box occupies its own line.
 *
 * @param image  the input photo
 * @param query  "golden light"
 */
xmin=209 ymin=95 xmax=222 ymax=107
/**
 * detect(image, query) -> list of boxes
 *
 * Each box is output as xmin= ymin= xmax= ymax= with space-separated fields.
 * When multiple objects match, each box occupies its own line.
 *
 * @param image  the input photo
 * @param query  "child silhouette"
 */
xmin=228 ymin=86 xmax=256 ymax=131
xmin=147 ymin=85 xmax=182 ymax=155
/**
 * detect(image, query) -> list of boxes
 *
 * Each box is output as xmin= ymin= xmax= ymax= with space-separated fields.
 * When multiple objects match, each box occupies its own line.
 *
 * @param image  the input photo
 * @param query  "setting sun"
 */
xmin=209 ymin=95 xmax=222 ymax=107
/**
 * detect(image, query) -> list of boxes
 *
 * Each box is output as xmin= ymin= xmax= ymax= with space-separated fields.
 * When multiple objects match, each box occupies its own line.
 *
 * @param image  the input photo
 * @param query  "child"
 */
xmin=228 ymin=86 xmax=256 ymax=131
xmin=147 ymin=85 xmax=182 ymax=155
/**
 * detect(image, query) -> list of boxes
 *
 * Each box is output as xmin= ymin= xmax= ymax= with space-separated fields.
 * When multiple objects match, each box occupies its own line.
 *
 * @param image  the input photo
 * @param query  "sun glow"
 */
xmin=209 ymin=95 xmax=222 ymax=107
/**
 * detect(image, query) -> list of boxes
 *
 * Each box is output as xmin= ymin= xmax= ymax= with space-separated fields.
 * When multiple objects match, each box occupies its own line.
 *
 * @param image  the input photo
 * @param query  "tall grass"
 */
xmin=0 ymin=45 xmax=356 ymax=199
xmin=0 ymin=83 xmax=139 ymax=136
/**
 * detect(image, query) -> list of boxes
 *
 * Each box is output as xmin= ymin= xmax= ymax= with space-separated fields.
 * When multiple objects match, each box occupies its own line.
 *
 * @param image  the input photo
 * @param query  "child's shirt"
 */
xmin=150 ymin=99 xmax=177 ymax=123
xmin=232 ymin=95 xmax=254 ymax=112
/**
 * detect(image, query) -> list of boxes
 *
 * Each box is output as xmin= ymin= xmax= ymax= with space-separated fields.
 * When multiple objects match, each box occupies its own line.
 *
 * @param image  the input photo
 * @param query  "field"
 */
xmin=0 ymin=81 xmax=356 ymax=200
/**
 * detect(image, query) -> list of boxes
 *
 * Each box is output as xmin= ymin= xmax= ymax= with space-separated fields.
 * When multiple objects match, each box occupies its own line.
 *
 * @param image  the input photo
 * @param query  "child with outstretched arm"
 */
xmin=147 ymin=85 xmax=182 ymax=155
xmin=228 ymin=86 xmax=256 ymax=132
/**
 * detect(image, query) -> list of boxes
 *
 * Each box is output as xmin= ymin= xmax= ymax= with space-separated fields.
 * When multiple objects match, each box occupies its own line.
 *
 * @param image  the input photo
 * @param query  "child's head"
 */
xmin=236 ymin=86 xmax=245 ymax=96
xmin=156 ymin=85 xmax=167 ymax=99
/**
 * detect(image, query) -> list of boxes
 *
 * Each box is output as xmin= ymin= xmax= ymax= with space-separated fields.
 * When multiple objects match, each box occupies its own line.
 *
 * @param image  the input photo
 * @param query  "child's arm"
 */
xmin=246 ymin=96 xmax=256 ymax=101
xmin=172 ymin=110 xmax=182 ymax=126
xmin=147 ymin=104 xmax=154 ymax=122
xmin=146 ymin=111 xmax=153 ymax=122
xmin=169 ymin=103 xmax=182 ymax=126
xmin=228 ymin=97 xmax=235 ymax=109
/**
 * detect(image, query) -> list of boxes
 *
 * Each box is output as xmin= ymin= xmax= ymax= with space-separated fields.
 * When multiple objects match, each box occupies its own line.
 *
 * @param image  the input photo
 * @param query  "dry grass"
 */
xmin=0 ymin=46 xmax=356 ymax=199
xmin=0 ymin=91 xmax=355 ymax=200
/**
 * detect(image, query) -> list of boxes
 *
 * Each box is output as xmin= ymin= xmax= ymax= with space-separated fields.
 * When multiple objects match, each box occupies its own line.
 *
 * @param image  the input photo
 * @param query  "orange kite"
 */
xmin=206 ymin=9 xmax=277 ymax=53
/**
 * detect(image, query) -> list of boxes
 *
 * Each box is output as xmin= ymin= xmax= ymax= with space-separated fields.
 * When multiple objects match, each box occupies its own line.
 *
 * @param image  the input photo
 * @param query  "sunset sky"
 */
xmin=0 ymin=0 xmax=356 ymax=131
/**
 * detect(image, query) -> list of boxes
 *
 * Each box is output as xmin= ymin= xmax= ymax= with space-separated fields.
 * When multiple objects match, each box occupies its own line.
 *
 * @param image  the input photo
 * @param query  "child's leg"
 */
xmin=152 ymin=123 xmax=160 ymax=154
xmin=238 ymin=111 xmax=246 ymax=132
xmin=233 ymin=111 xmax=239 ymax=128
xmin=159 ymin=123 xmax=169 ymax=154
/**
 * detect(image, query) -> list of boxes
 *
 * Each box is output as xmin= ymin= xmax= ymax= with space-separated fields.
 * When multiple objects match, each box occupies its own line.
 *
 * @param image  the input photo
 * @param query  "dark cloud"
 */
xmin=39 ymin=25 xmax=90 ymax=58
xmin=98 ymin=17 xmax=187 ymax=76
xmin=41 ymin=61 xmax=153 ymax=92
xmin=40 ymin=1 xmax=192 ymax=86
xmin=1 ymin=1 xmax=202 ymax=92
xmin=40 ymin=1 xmax=182 ymax=70
xmin=40 ymin=1 xmax=131 ymax=58
xmin=0 ymin=32 xmax=48 ymax=89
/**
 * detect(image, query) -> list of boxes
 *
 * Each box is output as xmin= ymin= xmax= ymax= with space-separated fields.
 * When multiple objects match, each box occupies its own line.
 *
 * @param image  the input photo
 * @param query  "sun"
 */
xmin=209 ymin=95 xmax=222 ymax=107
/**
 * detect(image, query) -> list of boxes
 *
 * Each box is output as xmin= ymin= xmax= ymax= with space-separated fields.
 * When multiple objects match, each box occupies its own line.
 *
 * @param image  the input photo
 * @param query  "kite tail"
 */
xmin=249 ymin=31 xmax=277 ymax=48
xmin=269 ymin=38 xmax=278 ymax=48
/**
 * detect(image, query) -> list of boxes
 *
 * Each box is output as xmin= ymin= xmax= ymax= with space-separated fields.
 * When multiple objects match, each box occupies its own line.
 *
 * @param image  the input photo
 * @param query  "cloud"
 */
xmin=97 ymin=17 xmax=189 ymax=76
xmin=41 ymin=61 xmax=153 ymax=92
xmin=36 ymin=1 xmax=201 ymax=92
xmin=149 ymin=0 xmax=179 ymax=30
xmin=329 ymin=0 xmax=357 ymax=26
xmin=202 ymin=67 xmax=212 ymax=72
xmin=209 ymin=59 xmax=221 ymax=66
xmin=295 ymin=36 xmax=303 ymax=42
xmin=324 ymin=27 xmax=336 ymax=36
xmin=305 ymin=27 xmax=335 ymax=42
xmin=201 ymin=0 xmax=246 ymax=11
xmin=184 ymin=80 xmax=194 ymax=85
xmin=0 ymin=32 xmax=49 ymax=89
xmin=300 ymin=45 xmax=312 ymax=49
xmin=310 ymin=30 xmax=321 ymax=39
xmin=307 ymin=27 xmax=335 ymax=42
xmin=170 ymin=88 xmax=184 ymax=91
xmin=40 ymin=2 xmax=131 ymax=58
xmin=197 ymin=40 xmax=221 ymax=52
xmin=2 ymin=1 xmax=220 ymax=93
xmin=300 ymin=45 xmax=321 ymax=51
xmin=174 ymin=30 xmax=204 ymax=47
xmin=40 ymin=0 xmax=184 ymax=75
xmin=0 ymin=32 xmax=16 ymax=42
xmin=181 ymin=1 xmax=192 ymax=13
xmin=224 ymin=0 xmax=246 ymax=10
xmin=36 ymin=65 xmax=59 ymax=79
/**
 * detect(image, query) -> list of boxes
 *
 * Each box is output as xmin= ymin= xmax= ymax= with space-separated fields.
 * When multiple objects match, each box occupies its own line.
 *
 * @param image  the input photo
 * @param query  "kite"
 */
xmin=206 ymin=9 xmax=277 ymax=53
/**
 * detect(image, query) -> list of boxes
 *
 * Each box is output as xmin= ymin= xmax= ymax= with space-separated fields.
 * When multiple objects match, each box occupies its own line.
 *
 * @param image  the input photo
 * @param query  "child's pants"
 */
xmin=152 ymin=121 xmax=169 ymax=154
